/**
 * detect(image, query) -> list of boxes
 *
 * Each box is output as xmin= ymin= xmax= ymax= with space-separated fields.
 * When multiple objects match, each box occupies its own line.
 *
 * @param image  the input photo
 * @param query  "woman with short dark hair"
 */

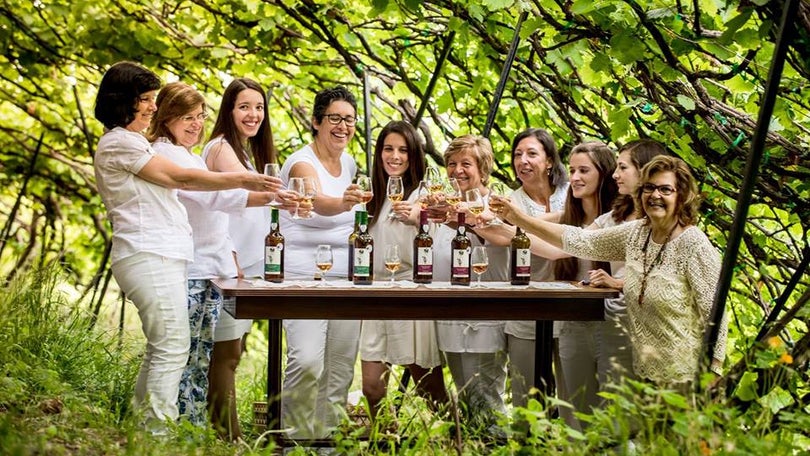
xmin=92 ymin=62 xmax=280 ymax=433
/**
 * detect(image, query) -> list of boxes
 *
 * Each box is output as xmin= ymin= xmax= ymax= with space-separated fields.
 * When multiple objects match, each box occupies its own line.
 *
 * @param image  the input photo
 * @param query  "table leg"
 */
xmin=267 ymin=319 xmax=282 ymax=432
xmin=534 ymin=320 xmax=555 ymax=397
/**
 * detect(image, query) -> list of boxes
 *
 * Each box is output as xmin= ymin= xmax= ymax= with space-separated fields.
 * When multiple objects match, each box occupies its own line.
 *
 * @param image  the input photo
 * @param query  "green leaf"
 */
xmin=734 ymin=371 xmax=759 ymax=401
xmin=676 ymin=94 xmax=695 ymax=111
xmin=758 ymin=386 xmax=794 ymax=414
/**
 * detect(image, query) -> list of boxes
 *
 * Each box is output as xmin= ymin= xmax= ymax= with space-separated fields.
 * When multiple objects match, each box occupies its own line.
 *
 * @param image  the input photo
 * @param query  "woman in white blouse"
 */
xmin=495 ymin=155 xmax=727 ymax=386
xmin=92 ymin=63 xmax=279 ymax=433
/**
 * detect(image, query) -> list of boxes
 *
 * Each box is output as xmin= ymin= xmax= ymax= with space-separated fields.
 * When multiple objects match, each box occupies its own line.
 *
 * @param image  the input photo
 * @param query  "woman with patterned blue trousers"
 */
xmin=146 ymin=81 xmax=280 ymax=425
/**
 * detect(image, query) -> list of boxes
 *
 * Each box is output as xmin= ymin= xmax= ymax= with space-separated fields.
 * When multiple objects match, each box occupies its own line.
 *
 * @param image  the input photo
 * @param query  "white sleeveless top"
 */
xmin=279 ymin=144 xmax=357 ymax=278
xmin=201 ymin=137 xmax=267 ymax=278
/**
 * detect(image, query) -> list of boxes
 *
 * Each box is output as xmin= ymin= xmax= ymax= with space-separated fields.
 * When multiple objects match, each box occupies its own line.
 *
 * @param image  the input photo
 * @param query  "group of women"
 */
xmin=92 ymin=60 xmax=727 ymax=440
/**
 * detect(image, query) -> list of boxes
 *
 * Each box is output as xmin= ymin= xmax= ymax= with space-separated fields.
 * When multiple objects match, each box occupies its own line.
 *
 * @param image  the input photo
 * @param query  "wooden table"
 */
xmin=212 ymin=279 xmax=617 ymax=436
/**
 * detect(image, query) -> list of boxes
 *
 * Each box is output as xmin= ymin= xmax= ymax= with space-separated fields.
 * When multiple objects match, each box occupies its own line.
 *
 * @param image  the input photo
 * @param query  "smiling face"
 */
xmin=613 ymin=150 xmax=641 ymax=196
xmin=232 ymin=88 xmax=264 ymax=141
xmin=167 ymin=105 xmax=205 ymax=149
xmin=568 ymin=152 xmax=600 ymax=200
xmin=513 ymin=136 xmax=552 ymax=188
xmin=446 ymin=149 xmax=484 ymax=194
xmin=642 ymin=170 xmax=679 ymax=226
xmin=127 ymin=90 xmax=158 ymax=133
xmin=313 ymin=100 xmax=356 ymax=153
xmin=381 ymin=132 xmax=409 ymax=177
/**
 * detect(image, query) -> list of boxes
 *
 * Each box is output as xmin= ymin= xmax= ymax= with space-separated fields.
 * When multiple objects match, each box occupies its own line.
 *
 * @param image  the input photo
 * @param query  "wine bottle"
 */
xmin=510 ymin=226 xmax=531 ymax=285
xmin=347 ymin=210 xmax=362 ymax=281
xmin=450 ymin=212 xmax=471 ymax=286
xmin=413 ymin=210 xmax=433 ymax=284
xmin=264 ymin=208 xmax=284 ymax=283
xmin=353 ymin=210 xmax=374 ymax=285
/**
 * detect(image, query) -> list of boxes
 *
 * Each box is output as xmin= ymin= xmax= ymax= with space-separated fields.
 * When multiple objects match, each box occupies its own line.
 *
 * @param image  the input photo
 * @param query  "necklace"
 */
xmin=638 ymin=223 xmax=679 ymax=306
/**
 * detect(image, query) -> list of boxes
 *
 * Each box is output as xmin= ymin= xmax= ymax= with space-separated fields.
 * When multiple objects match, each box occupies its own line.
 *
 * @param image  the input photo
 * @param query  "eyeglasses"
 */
xmin=179 ymin=112 xmax=209 ymax=123
xmin=323 ymin=114 xmax=357 ymax=126
xmin=641 ymin=183 xmax=677 ymax=196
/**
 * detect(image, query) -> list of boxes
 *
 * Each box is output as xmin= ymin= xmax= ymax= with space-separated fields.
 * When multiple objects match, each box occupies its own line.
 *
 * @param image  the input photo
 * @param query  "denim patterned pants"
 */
xmin=178 ymin=279 xmax=220 ymax=426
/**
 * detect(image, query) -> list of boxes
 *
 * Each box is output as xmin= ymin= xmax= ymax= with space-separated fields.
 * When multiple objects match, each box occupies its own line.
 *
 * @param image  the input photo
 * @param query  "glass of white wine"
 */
xmin=465 ymin=188 xmax=485 ymax=223
xmin=386 ymin=176 xmax=404 ymax=220
xmin=425 ymin=167 xmax=442 ymax=194
xmin=384 ymin=244 xmax=401 ymax=283
xmin=264 ymin=163 xmax=283 ymax=207
xmin=471 ymin=245 xmax=488 ymax=287
xmin=486 ymin=181 xmax=509 ymax=226
xmin=300 ymin=176 xmax=317 ymax=219
xmin=314 ymin=244 xmax=333 ymax=286
xmin=356 ymin=175 xmax=373 ymax=209
xmin=288 ymin=177 xmax=305 ymax=220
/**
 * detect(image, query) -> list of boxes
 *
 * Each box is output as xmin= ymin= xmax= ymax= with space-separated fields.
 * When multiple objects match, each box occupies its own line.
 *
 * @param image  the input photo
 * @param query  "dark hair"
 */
xmin=510 ymin=128 xmax=568 ymax=188
xmin=368 ymin=121 xmax=427 ymax=224
xmin=145 ymin=82 xmax=206 ymax=146
xmin=311 ymin=86 xmax=357 ymax=136
xmin=208 ymin=78 xmax=276 ymax=171
xmin=611 ymin=139 xmax=668 ymax=222
xmin=94 ymin=61 xmax=161 ymax=130
xmin=555 ymin=141 xmax=618 ymax=281
xmin=635 ymin=155 xmax=700 ymax=227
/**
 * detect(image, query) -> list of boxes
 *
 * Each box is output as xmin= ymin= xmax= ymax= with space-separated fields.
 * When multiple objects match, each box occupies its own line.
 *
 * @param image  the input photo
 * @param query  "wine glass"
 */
xmin=444 ymin=178 xmax=462 ymax=208
xmin=288 ymin=177 xmax=305 ymax=220
xmin=386 ymin=176 xmax=404 ymax=220
xmin=384 ymin=244 xmax=401 ymax=282
xmin=314 ymin=245 xmax=333 ymax=285
xmin=300 ymin=176 xmax=317 ymax=219
xmin=416 ymin=180 xmax=431 ymax=210
xmin=471 ymin=246 xmax=488 ymax=287
xmin=486 ymin=181 xmax=509 ymax=226
xmin=425 ymin=167 xmax=442 ymax=194
xmin=264 ymin=163 xmax=284 ymax=207
xmin=356 ymin=175 xmax=373 ymax=209
xmin=465 ymin=189 xmax=485 ymax=223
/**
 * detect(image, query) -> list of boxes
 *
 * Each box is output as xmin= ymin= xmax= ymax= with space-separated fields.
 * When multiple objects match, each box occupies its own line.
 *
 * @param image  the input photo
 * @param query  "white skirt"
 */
xmin=360 ymin=320 xmax=442 ymax=368
xmin=213 ymin=297 xmax=252 ymax=342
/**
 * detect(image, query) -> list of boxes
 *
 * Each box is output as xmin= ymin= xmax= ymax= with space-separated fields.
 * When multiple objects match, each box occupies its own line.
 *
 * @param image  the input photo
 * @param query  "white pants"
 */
xmin=506 ymin=334 xmax=535 ymax=408
xmin=281 ymin=319 xmax=360 ymax=439
xmin=443 ymin=351 xmax=507 ymax=417
xmin=558 ymin=318 xmax=633 ymax=429
xmin=113 ymin=252 xmax=190 ymax=428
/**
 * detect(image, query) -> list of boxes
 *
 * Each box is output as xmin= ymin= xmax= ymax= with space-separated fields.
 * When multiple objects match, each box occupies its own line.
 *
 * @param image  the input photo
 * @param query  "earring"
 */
xmin=547 ymin=168 xmax=551 ymax=176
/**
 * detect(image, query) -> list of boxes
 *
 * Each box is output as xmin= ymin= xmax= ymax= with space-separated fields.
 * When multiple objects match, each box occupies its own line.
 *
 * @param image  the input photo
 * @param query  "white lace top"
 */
xmin=561 ymin=219 xmax=727 ymax=383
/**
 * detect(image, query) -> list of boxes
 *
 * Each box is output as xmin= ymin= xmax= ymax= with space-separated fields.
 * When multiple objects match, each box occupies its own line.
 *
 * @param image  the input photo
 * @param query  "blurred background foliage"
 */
xmin=0 ymin=0 xmax=807 ymax=409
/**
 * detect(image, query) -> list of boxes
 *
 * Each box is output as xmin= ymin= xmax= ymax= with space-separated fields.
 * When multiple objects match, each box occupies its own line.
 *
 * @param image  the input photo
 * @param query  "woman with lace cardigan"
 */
xmin=494 ymin=155 xmax=727 ymax=385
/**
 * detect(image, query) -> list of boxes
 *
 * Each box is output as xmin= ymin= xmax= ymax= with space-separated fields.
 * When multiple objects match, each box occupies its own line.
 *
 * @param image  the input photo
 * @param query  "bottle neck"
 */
xmin=419 ymin=210 xmax=429 ymax=232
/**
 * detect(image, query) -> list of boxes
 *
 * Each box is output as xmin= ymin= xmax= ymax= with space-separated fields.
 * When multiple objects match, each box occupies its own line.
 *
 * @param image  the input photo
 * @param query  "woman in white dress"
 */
xmin=360 ymin=120 xmax=447 ymax=420
xmin=201 ymin=78 xmax=286 ymax=440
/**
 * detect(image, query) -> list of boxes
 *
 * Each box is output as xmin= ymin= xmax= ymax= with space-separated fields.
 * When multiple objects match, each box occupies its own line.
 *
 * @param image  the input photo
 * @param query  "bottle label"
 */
xmin=451 ymin=248 xmax=470 ymax=278
xmin=515 ymin=248 xmax=531 ymax=277
xmin=416 ymin=247 xmax=433 ymax=275
xmin=354 ymin=246 xmax=372 ymax=277
xmin=265 ymin=245 xmax=282 ymax=274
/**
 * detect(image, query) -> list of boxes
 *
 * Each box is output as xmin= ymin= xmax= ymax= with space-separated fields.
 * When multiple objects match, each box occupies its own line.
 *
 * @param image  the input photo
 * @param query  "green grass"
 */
xmin=1 ymin=266 xmax=808 ymax=454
